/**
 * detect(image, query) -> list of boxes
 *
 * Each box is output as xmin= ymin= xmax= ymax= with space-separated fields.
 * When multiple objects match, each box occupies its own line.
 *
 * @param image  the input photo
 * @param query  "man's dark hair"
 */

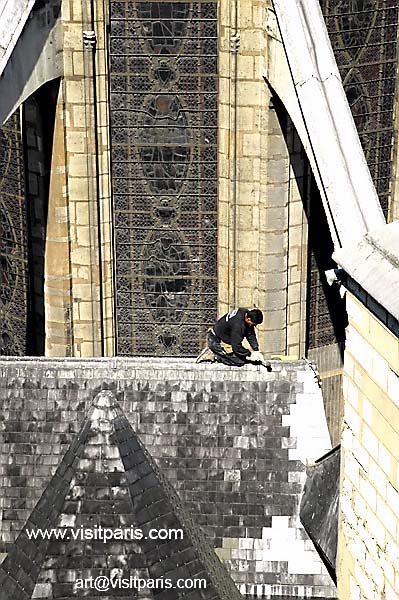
xmin=247 ymin=308 xmax=263 ymax=325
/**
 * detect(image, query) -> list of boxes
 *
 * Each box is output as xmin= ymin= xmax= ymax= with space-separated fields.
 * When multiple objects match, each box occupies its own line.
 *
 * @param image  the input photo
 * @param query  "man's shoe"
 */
xmin=195 ymin=348 xmax=215 ymax=363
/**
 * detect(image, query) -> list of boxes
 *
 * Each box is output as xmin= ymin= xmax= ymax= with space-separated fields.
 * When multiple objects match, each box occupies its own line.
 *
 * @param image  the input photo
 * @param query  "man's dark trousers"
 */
xmin=207 ymin=330 xmax=248 ymax=367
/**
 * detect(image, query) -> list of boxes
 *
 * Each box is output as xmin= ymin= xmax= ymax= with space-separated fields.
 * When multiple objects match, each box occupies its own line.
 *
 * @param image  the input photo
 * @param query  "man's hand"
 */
xmin=247 ymin=351 xmax=265 ymax=363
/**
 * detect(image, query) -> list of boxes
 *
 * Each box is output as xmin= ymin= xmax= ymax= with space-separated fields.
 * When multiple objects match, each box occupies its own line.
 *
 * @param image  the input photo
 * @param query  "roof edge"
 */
xmin=333 ymin=222 xmax=399 ymax=323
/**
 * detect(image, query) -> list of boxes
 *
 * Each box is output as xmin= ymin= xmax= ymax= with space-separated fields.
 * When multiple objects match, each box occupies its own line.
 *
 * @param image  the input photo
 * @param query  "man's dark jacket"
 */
xmin=213 ymin=308 xmax=259 ymax=358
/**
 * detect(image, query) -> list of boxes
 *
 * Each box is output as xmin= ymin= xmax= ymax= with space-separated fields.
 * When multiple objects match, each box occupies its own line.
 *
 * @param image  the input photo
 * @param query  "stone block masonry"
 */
xmin=218 ymin=0 xmax=294 ymax=359
xmin=44 ymin=0 xmax=114 ymax=357
xmin=337 ymin=293 xmax=399 ymax=600
xmin=0 ymin=358 xmax=336 ymax=599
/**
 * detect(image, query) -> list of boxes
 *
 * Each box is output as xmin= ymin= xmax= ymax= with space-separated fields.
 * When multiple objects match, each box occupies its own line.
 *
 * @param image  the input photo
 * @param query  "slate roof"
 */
xmin=300 ymin=446 xmax=340 ymax=582
xmin=0 ymin=358 xmax=337 ymax=599
xmin=0 ymin=390 xmax=242 ymax=600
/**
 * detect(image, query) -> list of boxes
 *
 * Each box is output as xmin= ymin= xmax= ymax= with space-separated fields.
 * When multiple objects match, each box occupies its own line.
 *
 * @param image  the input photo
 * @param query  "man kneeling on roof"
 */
xmin=196 ymin=308 xmax=271 ymax=369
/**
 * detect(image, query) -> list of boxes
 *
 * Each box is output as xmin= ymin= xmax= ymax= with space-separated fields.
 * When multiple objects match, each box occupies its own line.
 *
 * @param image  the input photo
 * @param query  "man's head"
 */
xmin=244 ymin=308 xmax=263 ymax=327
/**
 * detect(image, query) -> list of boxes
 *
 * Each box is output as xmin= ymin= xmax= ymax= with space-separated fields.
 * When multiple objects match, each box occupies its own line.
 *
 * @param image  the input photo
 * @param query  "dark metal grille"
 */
xmin=0 ymin=112 xmax=28 ymax=355
xmin=308 ymin=255 xmax=335 ymax=349
xmin=320 ymin=0 xmax=399 ymax=218
xmin=306 ymin=173 xmax=347 ymax=351
xmin=109 ymin=0 xmax=218 ymax=356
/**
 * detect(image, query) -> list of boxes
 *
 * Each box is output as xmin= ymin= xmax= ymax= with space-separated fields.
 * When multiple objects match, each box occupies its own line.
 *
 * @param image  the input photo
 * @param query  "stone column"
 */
xmin=390 ymin=115 xmax=399 ymax=222
xmin=261 ymin=98 xmax=289 ymax=355
xmin=45 ymin=0 xmax=114 ymax=357
xmin=219 ymin=0 xmax=281 ymax=354
xmin=85 ymin=0 xmax=115 ymax=356
xmin=219 ymin=0 xmax=309 ymax=356
xmin=285 ymin=123 xmax=308 ymax=359
xmin=45 ymin=84 xmax=73 ymax=356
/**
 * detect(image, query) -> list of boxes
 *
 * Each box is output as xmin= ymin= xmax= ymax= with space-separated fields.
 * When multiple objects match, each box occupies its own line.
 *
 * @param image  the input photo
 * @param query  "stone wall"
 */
xmin=219 ymin=0 xmax=279 ymax=356
xmin=23 ymin=87 xmax=57 ymax=355
xmin=45 ymin=0 xmax=114 ymax=357
xmin=337 ymin=293 xmax=399 ymax=599
xmin=284 ymin=123 xmax=308 ymax=360
xmin=12 ymin=0 xmax=313 ymax=360
xmin=44 ymin=83 xmax=73 ymax=356
xmin=218 ymin=0 xmax=308 ymax=358
xmin=0 ymin=358 xmax=336 ymax=599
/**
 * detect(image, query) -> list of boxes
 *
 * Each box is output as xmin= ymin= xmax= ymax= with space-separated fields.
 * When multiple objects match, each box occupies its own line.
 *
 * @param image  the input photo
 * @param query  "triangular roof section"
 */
xmin=0 ymin=390 xmax=242 ymax=600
